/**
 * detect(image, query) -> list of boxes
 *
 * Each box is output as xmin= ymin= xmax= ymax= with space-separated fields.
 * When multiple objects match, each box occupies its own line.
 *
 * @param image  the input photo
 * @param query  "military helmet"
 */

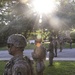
xmin=7 ymin=34 xmax=27 ymax=47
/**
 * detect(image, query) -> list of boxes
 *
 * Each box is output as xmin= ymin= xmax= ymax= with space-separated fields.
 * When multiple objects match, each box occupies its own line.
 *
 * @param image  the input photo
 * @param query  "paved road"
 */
xmin=0 ymin=48 xmax=75 ymax=61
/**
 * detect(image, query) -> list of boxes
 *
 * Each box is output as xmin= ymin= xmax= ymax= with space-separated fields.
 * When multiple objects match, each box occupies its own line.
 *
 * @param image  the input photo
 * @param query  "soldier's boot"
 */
xmin=48 ymin=59 xmax=53 ymax=66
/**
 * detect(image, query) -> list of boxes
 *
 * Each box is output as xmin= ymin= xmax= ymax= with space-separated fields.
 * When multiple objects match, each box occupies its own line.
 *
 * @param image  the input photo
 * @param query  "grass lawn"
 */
xmin=64 ymin=43 xmax=75 ymax=49
xmin=0 ymin=61 xmax=6 ymax=75
xmin=44 ymin=61 xmax=75 ymax=75
xmin=1 ymin=61 xmax=75 ymax=75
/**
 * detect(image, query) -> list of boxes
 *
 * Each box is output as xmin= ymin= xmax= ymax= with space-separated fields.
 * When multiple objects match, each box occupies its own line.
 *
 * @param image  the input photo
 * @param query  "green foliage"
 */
xmin=70 ymin=30 xmax=75 ymax=39
xmin=0 ymin=42 xmax=75 ymax=50
xmin=64 ymin=43 xmax=75 ymax=48
xmin=0 ymin=46 xmax=8 ymax=50
xmin=0 ymin=26 xmax=18 ymax=47
xmin=44 ymin=61 xmax=75 ymax=75
xmin=1 ymin=0 xmax=75 ymax=47
xmin=70 ymin=30 xmax=75 ymax=42
xmin=25 ymin=43 xmax=35 ymax=49
xmin=0 ymin=61 xmax=7 ymax=75
xmin=25 ymin=42 xmax=75 ymax=49
xmin=0 ymin=0 xmax=36 ymax=47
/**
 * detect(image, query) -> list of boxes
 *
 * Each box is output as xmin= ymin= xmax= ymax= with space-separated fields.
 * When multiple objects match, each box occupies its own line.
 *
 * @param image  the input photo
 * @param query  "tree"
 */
xmin=55 ymin=0 xmax=75 ymax=30
xmin=1 ymin=0 xmax=75 ymax=47
xmin=0 ymin=0 xmax=36 ymax=46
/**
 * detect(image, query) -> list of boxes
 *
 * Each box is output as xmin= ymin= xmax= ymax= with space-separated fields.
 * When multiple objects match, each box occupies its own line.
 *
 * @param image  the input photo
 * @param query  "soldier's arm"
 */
xmin=12 ymin=64 xmax=28 ymax=75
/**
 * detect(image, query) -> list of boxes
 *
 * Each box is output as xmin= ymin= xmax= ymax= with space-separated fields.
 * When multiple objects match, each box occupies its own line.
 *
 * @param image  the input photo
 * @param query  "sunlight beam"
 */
xmin=32 ymin=0 xmax=58 ymax=14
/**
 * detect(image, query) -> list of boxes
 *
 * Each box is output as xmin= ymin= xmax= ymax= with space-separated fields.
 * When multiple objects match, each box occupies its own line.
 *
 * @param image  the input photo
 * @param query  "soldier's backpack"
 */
xmin=32 ymin=45 xmax=46 ymax=60
xmin=24 ymin=56 xmax=35 ymax=75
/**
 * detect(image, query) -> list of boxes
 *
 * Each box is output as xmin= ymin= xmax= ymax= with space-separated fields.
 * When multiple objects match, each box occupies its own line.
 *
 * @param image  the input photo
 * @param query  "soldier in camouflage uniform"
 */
xmin=47 ymin=36 xmax=54 ymax=66
xmin=58 ymin=34 xmax=63 ymax=52
xmin=32 ymin=39 xmax=46 ymax=75
xmin=3 ymin=34 xmax=34 ymax=75
xmin=53 ymin=38 xmax=58 ymax=57
xmin=50 ymin=31 xmax=58 ymax=57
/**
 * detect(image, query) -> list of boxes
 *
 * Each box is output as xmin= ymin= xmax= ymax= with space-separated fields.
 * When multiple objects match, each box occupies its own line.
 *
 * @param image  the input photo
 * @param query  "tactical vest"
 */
xmin=23 ymin=56 xmax=34 ymax=75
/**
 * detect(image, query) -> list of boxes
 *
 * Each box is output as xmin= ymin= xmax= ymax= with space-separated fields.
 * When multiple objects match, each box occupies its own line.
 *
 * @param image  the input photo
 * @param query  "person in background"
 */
xmin=32 ymin=38 xmax=46 ymax=75
xmin=53 ymin=37 xmax=58 ymax=57
xmin=47 ymin=36 xmax=54 ymax=66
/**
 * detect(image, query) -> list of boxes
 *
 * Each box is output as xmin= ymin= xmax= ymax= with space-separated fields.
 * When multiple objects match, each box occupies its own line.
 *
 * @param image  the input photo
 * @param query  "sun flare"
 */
xmin=32 ymin=0 xmax=58 ymax=14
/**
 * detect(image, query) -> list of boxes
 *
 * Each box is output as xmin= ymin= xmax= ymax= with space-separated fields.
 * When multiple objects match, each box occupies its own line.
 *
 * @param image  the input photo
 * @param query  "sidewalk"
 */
xmin=0 ymin=48 xmax=75 ymax=61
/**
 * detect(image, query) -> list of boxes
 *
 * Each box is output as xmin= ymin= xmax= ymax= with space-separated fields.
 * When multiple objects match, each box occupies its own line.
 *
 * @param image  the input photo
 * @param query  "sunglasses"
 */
xmin=7 ymin=44 xmax=14 ymax=48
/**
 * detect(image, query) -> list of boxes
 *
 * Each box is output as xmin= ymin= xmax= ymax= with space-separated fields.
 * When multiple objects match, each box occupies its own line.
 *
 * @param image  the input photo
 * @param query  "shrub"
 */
xmin=70 ymin=30 xmax=75 ymax=43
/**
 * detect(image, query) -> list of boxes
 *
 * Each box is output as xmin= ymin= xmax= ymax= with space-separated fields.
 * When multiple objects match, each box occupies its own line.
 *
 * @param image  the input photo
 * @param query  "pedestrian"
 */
xmin=32 ymin=38 xmax=46 ymax=75
xmin=47 ymin=36 xmax=54 ymax=66
xmin=3 ymin=34 xmax=34 ymax=75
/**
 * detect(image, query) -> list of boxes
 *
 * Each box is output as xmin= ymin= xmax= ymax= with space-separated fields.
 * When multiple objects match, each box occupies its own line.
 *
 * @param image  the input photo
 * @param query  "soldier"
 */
xmin=32 ymin=38 xmax=46 ymax=75
xmin=53 ymin=38 xmax=58 ymax=57
xmin=50 ymin=31 xmax=58 ymax=56
xmin=47 ymin=36 xmax=54 ymax=66
xmin=58 ymin=34 xmax=63 ymax=52
xmin=3 ymin=34 xmax=34 ymax=75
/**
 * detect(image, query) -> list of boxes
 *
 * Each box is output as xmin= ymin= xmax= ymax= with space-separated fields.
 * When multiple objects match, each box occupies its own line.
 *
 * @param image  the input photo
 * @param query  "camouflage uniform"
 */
xmin=53 ymin=38 xmax=58 ymax=57
xmin=3 ymin=34 xmax=34 ymax=75
xmin=3 ymin=55 xmax=32 ymax=75
xmin=32 ymin=39 xmax=46 ymax=75
xmin=58 ymin=35 xmax=63 ymax=52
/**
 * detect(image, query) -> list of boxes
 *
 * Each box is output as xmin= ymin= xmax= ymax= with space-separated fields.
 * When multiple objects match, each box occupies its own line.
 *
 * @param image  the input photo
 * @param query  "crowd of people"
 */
xmin=3 ymin=33 xmax=72 ymax=75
